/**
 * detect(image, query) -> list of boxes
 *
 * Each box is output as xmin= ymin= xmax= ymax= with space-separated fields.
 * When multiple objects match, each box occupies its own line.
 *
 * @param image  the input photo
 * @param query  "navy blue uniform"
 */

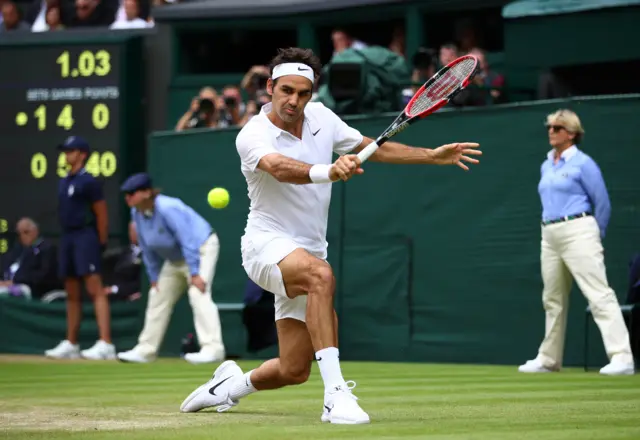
xmin=58 ymin=169 xmax=104 ymax=278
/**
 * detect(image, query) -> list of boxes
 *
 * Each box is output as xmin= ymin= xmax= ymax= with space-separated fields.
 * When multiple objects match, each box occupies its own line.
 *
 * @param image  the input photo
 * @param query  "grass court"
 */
xmin=1 ymin=355 xmax=639 ymax=439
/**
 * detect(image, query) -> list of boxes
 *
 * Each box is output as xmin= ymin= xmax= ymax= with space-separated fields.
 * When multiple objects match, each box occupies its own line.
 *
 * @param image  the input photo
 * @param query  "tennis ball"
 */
xmin=207 ymin=187 xmax=230 ymax=209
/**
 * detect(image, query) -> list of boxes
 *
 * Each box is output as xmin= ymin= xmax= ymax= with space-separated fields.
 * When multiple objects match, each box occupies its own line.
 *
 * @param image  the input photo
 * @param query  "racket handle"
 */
xmin=356 ymin=141 xmax=379 ymax=164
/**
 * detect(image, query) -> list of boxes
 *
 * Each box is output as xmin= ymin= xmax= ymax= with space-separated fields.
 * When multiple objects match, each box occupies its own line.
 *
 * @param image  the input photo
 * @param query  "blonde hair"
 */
xmin=545 ymin=109 xmax=585 ymax=145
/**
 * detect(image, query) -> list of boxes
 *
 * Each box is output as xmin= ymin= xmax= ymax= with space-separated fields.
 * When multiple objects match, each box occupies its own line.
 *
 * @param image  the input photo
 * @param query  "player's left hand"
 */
xmin=432 ymin=143 xmax=481 ymax=171
xmin=191 ymin=275 xmax=206 ymax=293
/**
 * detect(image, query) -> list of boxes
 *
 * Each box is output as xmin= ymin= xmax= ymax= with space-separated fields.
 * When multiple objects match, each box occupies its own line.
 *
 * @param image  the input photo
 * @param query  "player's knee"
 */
xmin=280 ymin=362 xmax=311 ymax=385
xmin=306 ymin=263 xmax=335 ymax=295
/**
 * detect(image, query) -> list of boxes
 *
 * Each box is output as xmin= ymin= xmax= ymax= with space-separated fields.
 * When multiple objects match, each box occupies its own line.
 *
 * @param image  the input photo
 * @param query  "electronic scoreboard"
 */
xmin=0 ymin=35 xmax=145 ymax=255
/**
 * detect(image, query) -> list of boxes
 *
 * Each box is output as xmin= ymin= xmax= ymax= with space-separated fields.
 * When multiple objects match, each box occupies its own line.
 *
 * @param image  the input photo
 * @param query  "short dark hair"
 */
xmin=268 ymin=47 xmax=322 ymax=84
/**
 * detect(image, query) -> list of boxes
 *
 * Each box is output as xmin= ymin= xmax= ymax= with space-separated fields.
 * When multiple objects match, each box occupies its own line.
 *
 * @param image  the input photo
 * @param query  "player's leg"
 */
xmin=275 ymin=249 xmax=349 ymax=388
xmin=277 ymin=249 xmax=368 ymax=424
xmin=45 ymin=235 xmax=81 ymax=359
xmin=179 ymin=284 xmax=314 ymax=412
xmin=77 ymin=230 xmax=115 ymax=360
xmin=560 ymin=218 xmax=634 ymax=375
xmin=241 ymin=316 xmax=314 ymax=391
xmin=119 ymin=261 xmax=185 ymax=362
xmin=184 ymin=233 xmax=226 ymax=364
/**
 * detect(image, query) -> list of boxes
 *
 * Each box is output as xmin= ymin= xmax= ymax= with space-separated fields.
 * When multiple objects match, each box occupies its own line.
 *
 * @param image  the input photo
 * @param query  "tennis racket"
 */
xmin=356 ymin=54 xmax=479 ymax=163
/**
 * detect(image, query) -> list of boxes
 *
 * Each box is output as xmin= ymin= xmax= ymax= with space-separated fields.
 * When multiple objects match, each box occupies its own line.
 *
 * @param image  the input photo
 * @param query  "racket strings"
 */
xmin=407 ymin=58 xmax=477 ymax=117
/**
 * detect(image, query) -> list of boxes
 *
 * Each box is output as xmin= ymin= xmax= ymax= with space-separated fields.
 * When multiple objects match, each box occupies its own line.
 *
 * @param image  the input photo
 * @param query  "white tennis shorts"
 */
xmin=241 ymin=233 xmax=327 ymax=322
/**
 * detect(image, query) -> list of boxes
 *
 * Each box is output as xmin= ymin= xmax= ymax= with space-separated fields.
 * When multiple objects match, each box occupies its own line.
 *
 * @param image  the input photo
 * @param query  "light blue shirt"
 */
xmin=538 ymin=145 xmax=611 ymax=238
xmin=132 ymin=195 xmax=212 ymax=282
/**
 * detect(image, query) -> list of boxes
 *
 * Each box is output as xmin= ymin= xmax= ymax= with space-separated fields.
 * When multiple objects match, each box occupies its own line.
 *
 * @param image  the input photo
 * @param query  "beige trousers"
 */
xmin=133 ymin=234 xmax=225 ymax=358
xmin=537 ymin=216 xmax=633 ymax=367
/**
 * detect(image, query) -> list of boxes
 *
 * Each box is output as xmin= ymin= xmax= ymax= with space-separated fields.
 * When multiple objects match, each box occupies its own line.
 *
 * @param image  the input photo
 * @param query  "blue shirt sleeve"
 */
xmin=85 ymin=177 xmax=104 ymax=203
xmin=136 ymin=221 xmax=163 ymax=282
xmin=580 ymin=158 xmax=611 ymax=238
xmin=162 ymin=204 xmax=202 ymax=277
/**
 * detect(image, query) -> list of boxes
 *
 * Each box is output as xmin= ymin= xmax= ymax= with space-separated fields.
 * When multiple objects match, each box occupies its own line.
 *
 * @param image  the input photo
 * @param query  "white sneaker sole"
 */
xmin=81 ymin=353 xmax=116 ymax=361
xmin=117 ymin=354 xmax=152 ymax=364
xmin=600 ymin=369 xmax=635 ymax=376
xmin=45 ymin=352 xmax=80 ymax=360
xmin=321 ymin=413 xmax=370 ymax=424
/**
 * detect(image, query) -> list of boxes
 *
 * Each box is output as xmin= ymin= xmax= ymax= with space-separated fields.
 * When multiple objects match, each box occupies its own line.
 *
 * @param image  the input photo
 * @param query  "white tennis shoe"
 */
xmin=44 ymin=340 xmax=80 ymax=359
xmin=321 ymin=381 xmax=370 ymax=424
xmin=600 ymin=357 xmax=635 ymax=376
xmin=180 ymin=360 xmax=243 ymax=413
xmin=518 ymin=358 xmax=557 ymax=373
xmin=81 ymin=340 xmax=116 ymax=360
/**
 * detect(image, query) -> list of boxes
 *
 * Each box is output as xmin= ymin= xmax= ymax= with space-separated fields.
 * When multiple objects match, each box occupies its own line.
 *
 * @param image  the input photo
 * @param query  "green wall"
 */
xmin=146 ymin=95 xmax=640 ymax=366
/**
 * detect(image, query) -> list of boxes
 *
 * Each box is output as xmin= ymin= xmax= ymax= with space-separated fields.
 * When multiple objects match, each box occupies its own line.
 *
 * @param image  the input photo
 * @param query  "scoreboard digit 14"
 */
xmin=0 ymin=34 xmax=145 ymax=254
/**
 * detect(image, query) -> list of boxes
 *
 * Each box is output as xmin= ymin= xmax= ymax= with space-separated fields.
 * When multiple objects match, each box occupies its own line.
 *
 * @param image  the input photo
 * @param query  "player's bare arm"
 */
xmin=257 ymin=153 xmax=313 ymax=184
xmin=258 ymin=153 xmax=362 ymax=184
xmin=353 ymin=136 xmax=482 ymax=171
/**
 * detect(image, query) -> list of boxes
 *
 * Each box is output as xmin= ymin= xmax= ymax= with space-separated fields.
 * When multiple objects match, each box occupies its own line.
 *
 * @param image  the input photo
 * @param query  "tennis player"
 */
xmin=180 ymin=47 xmax=482 ymax=424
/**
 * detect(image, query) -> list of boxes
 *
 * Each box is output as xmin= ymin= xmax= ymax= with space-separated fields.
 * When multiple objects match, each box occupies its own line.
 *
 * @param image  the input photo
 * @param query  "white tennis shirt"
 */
xmin=236 ymin=102 xmax=363 ymax=253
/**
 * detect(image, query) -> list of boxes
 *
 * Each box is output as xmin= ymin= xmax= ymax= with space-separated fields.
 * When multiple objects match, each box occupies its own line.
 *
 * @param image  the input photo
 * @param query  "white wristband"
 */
xmin=309 ymin=164 xmax=333 ymax=184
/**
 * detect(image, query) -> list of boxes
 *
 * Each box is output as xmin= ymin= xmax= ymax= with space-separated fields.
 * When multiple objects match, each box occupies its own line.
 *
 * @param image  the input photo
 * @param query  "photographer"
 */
xmin=175 ymin=87 xmax=220 ymax=131
xmin=240 ymin=65 xmax=270 ymax=100
xmin=218 ymin=85 xmax=245 ymax=127
xmin=411 ymin=48 xmax=437 ymax=90
xmin=402 ymin=48 xmax=437 ymax=106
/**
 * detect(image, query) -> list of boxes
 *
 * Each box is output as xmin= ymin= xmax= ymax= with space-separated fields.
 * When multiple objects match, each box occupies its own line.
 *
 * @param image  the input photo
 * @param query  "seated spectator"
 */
xmin=64 ymin=0 xmax=117 ymax=28
xmin=175 ymin=87 xmax=221 ymax=131
xmin=27 ymin=0 xmax=67 ymax=32
xmin=388 ymin=25 xmax=406 ymax=58
xmin=45 ymin=5 xmax=64 ymax=30
xmin=438 ymin=42 xmax=458 ymax=68
xmin=1 ymin=1 xmax=30 ymax=32
xmin=110 ymin=0 xmax=150 ymax=29
xmin=101 ymin=221 xmax=142 ymax=302
xmin=409 ymin=47 xmax=437 ymax=91
xmin=468 ymin=47 xmax=506 ymax=105
xmin=455 ymin=18 xmax=480 ymax=54
xmin=0 ymin=218 xmax=62 ymax=301
xmin=331 ymin=28 xmax=367 ymax=57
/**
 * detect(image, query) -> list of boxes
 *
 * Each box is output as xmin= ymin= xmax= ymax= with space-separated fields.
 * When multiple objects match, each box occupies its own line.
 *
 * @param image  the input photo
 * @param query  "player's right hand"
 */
xmin=330 ymin=154 xmax=364 ymax=182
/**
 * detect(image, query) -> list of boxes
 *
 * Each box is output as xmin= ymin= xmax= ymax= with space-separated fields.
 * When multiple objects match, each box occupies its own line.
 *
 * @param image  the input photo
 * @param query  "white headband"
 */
xmin=272 ymin=63 xmax=315 ymax=84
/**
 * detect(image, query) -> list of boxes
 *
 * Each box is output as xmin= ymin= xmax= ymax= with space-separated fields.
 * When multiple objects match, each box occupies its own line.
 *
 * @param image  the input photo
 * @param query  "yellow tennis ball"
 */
xmin=207 ymin=187 xmax=229 ymax=209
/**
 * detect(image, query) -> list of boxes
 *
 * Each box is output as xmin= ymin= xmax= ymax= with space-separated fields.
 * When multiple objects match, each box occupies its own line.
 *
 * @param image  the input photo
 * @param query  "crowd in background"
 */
xmin=0 ymin=0 xmax=163 ymax=31
xmin=174 ymin=24 xmax=506 ymax=133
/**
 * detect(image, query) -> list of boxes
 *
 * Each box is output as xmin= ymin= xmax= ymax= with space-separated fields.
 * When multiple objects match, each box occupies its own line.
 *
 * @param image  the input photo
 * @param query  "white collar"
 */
xmin=259 ymin=103 xmax=321 ymax=138
xmin=547 ymin=145 xmax=578 ymax=162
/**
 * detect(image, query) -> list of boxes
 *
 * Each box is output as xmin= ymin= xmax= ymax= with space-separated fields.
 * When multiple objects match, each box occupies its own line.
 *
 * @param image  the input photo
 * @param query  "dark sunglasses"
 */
xmin=545 ymin=124 xmax=566 ymax=132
